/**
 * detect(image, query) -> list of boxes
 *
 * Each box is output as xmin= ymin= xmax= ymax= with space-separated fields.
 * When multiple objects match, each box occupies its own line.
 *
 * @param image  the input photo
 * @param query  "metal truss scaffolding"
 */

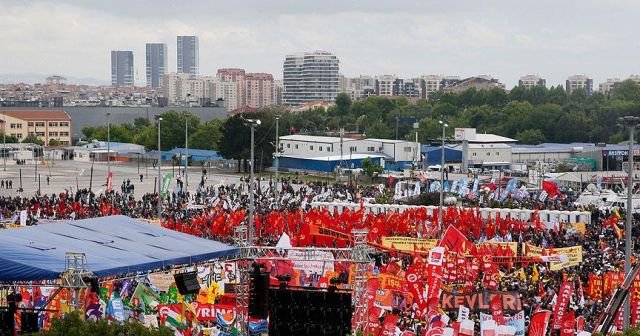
xmin=232 ymin=226 xmax=373 ymax=335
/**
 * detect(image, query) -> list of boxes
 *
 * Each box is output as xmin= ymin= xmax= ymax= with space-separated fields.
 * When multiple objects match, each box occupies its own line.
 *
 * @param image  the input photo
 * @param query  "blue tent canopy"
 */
xmin=0 ymin=215 xmax=239 ymax=281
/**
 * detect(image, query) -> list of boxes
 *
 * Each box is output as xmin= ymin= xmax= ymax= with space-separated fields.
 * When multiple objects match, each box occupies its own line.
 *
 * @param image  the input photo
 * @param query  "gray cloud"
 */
xmin=0 ymin=0 xmax=638 ymax=88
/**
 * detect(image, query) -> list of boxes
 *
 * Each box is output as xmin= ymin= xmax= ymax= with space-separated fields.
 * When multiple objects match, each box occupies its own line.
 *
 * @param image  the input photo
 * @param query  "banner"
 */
xmin=440 ymin=291 xmax=522 ymax=312
xmin=480 ymin=310 xmax=525 ymax=336
xmin=523 ymin=244 xmax=583 ymax=270
xmin=458 ymin=305 xmax=470 ymax=322
xmin=130 ymin=283 xmax=161 ymax=314
xmin=552 ymin=282 xmax=573 ymax=329
xmin=477 ymin=242 xmax=518 ymax=255
xmin=425 ymin=247 xmax=445 ymax=303
xmin=529 ymin=310 xmax=551 ymax=336
xmin=158 ymin=303 xmax=235 ymax=322
xmin=161 ymin=172 xmax=173 ymax=198
xmin=560 ymin=311 xmax=576 ymax=336
xmin=381 ymin=237 xmax=438 ymax=252
xmin=405 ymin=260 xmax=427 ymax=315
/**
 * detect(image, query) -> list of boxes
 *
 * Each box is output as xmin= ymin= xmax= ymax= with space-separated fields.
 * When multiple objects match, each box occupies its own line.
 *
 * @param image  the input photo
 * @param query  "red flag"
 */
xmin=560 ymin=310 xmax=575 ymax=336
xmin=552 ymin=282 xmax=573 ymax=329
xmin=529 ymin=310 xmax=552 ymax=336
xmin=542 ymin=180 xmax=559 ymax=198
xmin=389 ymin=175 xmax=395 ymax=189
xmin=106 ymin=172 xmax=113 ymax=192
xmin=438 ymin=225 xmax=473 ymax=254
xmin=576 ymin=316 xmax=586 ymax=332
xmin=490 ymin=294 xmax=505 ymax=326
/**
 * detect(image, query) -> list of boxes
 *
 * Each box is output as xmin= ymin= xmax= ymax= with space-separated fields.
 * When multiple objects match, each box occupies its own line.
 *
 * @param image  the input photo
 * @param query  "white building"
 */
xmin=375 ymin=75 xmax=397 ymax=96
xmin=518 ymin=75 xmax=546 ymax=89
xmin=278 ymin=134 xmax=420 ymax=169
xmin=599 ymin=78 xmax=622 ymax=97
xmin=566 ymin=75 xmax=593 ymax=94
xmin=283 ymin=51 xmax=340 ymax=106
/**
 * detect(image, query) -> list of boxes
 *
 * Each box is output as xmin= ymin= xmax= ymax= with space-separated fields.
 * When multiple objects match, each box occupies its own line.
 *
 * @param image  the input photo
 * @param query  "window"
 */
xmin=486 ymin=152 xmax=490 ymax=156
xmin=472 ymin=153 xmax=477 ymax=157
xmin=295 ymin=144 xmax=299 ymax=149
xmin=287 ymin=144 xmax=291 ymax=148
xmin=60 ymin=122 xmax=69 ymax=127
xmin=496 ymin=152 xmax=500 ymax=156
xmin=27 ymin=122 xmax=34 ymax=127
xmin=310 ymin=145 xmax=314 ymax=150
xmin=48 ymin=122 xmax=59 ymax=127
xmin=319 ymin=146 xmax=322 ymax=151
xmin=49 ymin=132 xmax=58 ymax=137
xmin=60 ymin=132 xmax=69 ymax=136
xmin=10 ymin=123 xmax=22 ymax=129
xmin=16 ymin=134 xmax=22 ymax=139
xmin=327 ymin=146 xmax=331 ymax=152
xmin=350 ymin=146 xmax=357 ymax=152
xmin=35 ymin=122 xmax=45 ymax=127
xmin=36 ymin=132 xmax=45 ymax=137
xmin=367 ymin=146 xmax=375 ymax=151
xmin=404 ymin=147 xmax=412 ymax=152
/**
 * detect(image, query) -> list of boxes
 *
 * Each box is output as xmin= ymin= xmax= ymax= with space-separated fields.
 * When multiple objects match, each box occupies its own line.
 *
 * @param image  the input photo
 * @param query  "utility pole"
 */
xmin=619 ymin=115 xmax=640 ymax=329
xmin=185 ymin=118 xmax=188 ymax=192
xmin=274 ymin=116 xmax=280 ymax=206
xmin=438 ymin=120 xmax=448 ymax=236
xmin=106 ymin=112 xmax=111 ymax=176
xmin=155 ymin=115 xmax=163 ymax=223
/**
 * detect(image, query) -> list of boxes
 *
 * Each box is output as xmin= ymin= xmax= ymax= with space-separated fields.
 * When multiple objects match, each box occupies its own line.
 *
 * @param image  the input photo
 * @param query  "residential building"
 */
xmin=217 ymin=68 xmax=246 ymax=108
xmin=283 ymin=51 xmax=340 ymax=106
xmin=566 ymin=75 xmax=593 ymax=95
xmin=599 ymin=78 xmax=622 ymax=97
xmin=146 ymin=43 xmax=168 ymax=89
xmin=245 ymin=73 xmax=274 ymax=109
xmin=162 ymin=72 xmax=191 ymax=103
xmin=341 ymin=75 xmax=375 ymax=100
xmin=443 ymin=76 xmax=504 ymax=94
xmin=375 ymin=75 xmax=397 ymax=96
xmin=45 ymin=75 xmax=67 ymax=85
xmin=518 ymin=75 xmax=546 ymax=89
xmin=440 ymin=76 xmax=461 ymax=89
xmin=0 ymin=110 xmax=72 ymax=145
xmin=421 ymin=75 xmax=444 ymax=100
xmin=111 ymin=50 xmax=134 ymax=87
xmin=177 ymin=36 xmax=199 ymax=76
xmin=209 ymin=80 xmax=241 ymax=112
xmin=273 ymin=80 xmax=283 ymax=105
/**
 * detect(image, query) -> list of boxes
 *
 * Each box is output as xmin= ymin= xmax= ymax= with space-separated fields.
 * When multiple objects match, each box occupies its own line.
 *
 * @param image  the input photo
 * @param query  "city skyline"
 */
xmin=1 ymin=0 xmax=639 ymax=88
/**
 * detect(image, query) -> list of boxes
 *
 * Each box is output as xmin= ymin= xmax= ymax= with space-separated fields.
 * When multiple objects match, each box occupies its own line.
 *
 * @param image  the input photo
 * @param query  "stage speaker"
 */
xmin=0 ymin=309 xmax=14 ymax=335
xmin=21 ymin=312 xmax=39 ymax=333
xmin=173 ymin=271 xmax=201 ymax=295
xmin=249 ymin=270 xmax=270 ymax=319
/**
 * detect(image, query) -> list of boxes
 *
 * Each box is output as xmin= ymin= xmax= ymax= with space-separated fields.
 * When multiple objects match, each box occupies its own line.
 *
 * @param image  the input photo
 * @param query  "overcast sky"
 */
xmin=1 ymin=0 xmax=638 ymax=88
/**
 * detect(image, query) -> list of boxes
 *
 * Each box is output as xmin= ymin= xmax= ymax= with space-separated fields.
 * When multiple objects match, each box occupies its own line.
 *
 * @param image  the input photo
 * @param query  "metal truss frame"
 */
xmin=232 ymin=225 xmax=373 ymax=335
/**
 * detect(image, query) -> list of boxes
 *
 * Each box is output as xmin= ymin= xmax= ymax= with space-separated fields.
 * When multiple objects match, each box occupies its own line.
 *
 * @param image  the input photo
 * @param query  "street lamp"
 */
xmin=242 ymin=117 xmax=261 ymax=244
xmin=438 ymin=120 xmax=448 ymax=236
xmin=618 ymin=115 xmax=640 ymax=329
xmin=274 ymin=116 xmax=280 ymax=206
xmin=106 ymin=112 xmax=111 ymax=176
xmin=155 ymin=115 xmax=163 ymax=223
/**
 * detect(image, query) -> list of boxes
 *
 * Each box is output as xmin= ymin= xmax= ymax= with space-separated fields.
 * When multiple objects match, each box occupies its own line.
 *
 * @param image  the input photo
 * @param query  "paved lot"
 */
xmin=0 ymin=160 xmax=244 ymax=197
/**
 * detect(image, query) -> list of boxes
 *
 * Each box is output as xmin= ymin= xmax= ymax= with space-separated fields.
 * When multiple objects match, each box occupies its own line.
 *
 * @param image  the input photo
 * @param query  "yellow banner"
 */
xmin=381 ymin=237 xmax=438 ymax=252
xmin=522 ymin=243 xmax=583 ymax=270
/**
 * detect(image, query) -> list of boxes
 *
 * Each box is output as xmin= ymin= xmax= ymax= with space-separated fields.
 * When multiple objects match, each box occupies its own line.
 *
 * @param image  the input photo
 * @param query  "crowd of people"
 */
xmin=0 ymin=175 xmax=636 ymax=334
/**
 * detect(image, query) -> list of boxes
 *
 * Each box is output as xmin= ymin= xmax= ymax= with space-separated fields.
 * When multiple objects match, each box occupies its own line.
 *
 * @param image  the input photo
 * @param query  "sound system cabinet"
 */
xmin=268 ymin=288 xmax=352 ymax=336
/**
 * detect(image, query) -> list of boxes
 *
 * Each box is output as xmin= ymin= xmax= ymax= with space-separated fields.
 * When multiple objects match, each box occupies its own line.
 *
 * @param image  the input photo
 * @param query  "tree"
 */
xmin=516 ymin=129 xmax=546 ymax=145
xmin=364 ymin=120 xmax=392 ymax=139
xmin=22 ymin=134 xmax=44 ymax=146
xmin=361 ymin=157 xmax=383 ymax=182
xmin=0 ymin=132 xmax=19 ymax=144
xmin=48 ymin=138 xmax=61 ymax=146
xmin=42 ymin=311 xmax=172 ymax=336
xmin=189 ymin=120 xmax=222 ymax=150
xmin=334 ymin=93 xmax=352 ymax=117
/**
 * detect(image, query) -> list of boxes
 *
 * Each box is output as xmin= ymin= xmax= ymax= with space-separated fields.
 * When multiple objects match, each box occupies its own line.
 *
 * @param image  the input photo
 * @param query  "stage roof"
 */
xmin=0 ymin=215 xmax=239 ymax=281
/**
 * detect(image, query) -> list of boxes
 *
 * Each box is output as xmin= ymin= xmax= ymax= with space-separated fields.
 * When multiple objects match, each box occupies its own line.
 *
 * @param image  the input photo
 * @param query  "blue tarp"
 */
xmin=0 ymin=215 xmax=239 ymax=281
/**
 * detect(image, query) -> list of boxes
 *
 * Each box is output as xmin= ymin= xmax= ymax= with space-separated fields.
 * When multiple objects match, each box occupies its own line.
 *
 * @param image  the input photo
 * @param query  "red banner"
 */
xmin=552 ymin=282 xmax=573 ymax=329
xmin=106 ymin=172 xmax=113 ymax=192
xmin=405 ymin=260 xmax=427 ymax=315
xmin=529 ymin=310 xmax=551 ymax=336
xmin=158 ymin=303 xmax=235 ymax=321
xmin=490 ymin=294 xmax=505 ymax=326
xmin=560 ymin=310 xmax=575 ymax=336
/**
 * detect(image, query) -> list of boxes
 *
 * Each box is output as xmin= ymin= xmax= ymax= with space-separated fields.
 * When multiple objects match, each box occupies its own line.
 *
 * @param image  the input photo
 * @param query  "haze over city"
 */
xmin=1 ymin=0 xmax=639 ymax=87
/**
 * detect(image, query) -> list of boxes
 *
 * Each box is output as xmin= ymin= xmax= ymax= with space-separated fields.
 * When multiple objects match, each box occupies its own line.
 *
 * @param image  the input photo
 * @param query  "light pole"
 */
xmin=184 ymin=117 xmax=188 ymax=192
xmin=155 ymin=115 xmax=163 ymax=223
xmin=619 ymin=115 xmax=640 ymax=329
xmin=274 ymin=116 xmax=280 ymax=206
xmin=438 ymin=120 xmax=448 ymax=236
xmin=2 ymin=114 xmax=6 ymax=171
xmin=106 ymin=112 xmax=111 ymax=176
xmin=243 ymin=117 xmax=261 ymax=244
xmin=395 ymin=116 xmax=399 ymax=140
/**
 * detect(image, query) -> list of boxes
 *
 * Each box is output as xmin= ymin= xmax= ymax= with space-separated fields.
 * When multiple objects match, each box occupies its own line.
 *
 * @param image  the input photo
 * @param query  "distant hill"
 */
xmin=0 ymin=73 xmax=109 ymax=86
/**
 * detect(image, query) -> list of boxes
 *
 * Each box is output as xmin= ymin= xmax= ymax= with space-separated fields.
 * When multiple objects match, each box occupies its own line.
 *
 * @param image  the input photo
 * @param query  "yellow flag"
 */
xmin=532 ymin=264 xmax=539 ymax=282
xmin=518 ymin=268 xmax=526 ymax=281
xmin=207 ymin=282 xmax=219 ymax=304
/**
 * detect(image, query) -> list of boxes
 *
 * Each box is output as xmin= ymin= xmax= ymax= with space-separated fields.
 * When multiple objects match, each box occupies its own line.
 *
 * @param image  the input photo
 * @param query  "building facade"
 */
xmin=245 ymin=73 xmax=274 ymax=109
xmin=146 ymin=43 xmax=168 ymax=89
xmin=177 ymin=36 xmax=199 ymax=76
xmin=443 ymin=76 xmax=504 ymax=94
xmin=0 ymin=110 xmax=72 ymax=145
xmin=566 ymin=75 xmax=593 ymax=94
xmin=518 ymin=75 xmax=546 ymax=89
xmin=111 ymin=50 xmax=134 ymax=87
xmin=375 ymin=75 xmax=397 ymax=96
xmin=283 ymin=51 xmax=340 ymax=106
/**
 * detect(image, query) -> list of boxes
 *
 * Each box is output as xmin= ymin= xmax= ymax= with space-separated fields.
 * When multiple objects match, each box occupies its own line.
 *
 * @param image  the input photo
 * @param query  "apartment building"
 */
xmin=0 ymin=110 xmax=72 ymax=145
